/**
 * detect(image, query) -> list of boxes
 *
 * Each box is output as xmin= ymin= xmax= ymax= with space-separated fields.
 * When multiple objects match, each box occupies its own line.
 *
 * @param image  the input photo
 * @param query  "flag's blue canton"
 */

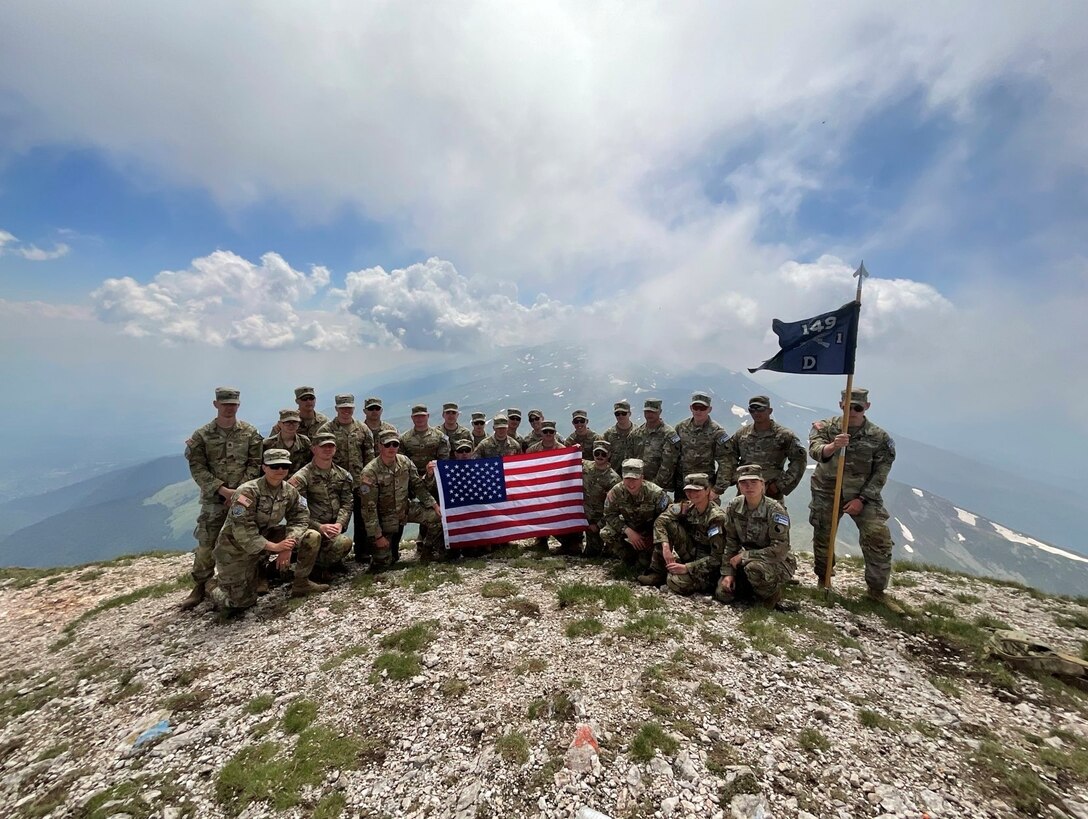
xmin=437 ymin=457 xmax=508 ymax=509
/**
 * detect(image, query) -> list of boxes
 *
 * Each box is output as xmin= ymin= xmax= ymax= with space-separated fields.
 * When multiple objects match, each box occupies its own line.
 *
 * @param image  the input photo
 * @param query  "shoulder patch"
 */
xmin=707 ymin=524 xmax=721 ymax=537
xmin=287 ymin=476 xmax=300 ymax=488
xmin=297 ymin=496 xmax=308 ymax=509
xmin=668 ymin=433 xmax=680 ymax=444
xmin=657 ymin=494 xmax=668 ymax=510
xmin=718 ymin=433 xmax=731 ymax=445
xmin=887 ymin=437 xmax=896 ymax=454
xmin=773 ymin=512 xmax=790 ymax=526
xmin=358 ymin=484 xmax=370 ymax=495
xmin=230 ymin=504 xmax=246 ymax=517
xmin=234 ymin=494 xmax=252 ymax=508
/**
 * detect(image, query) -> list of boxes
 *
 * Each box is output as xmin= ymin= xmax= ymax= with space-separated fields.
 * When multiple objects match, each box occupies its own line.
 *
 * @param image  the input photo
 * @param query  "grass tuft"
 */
xmin=282 ymin=699 xmax=318 ymax=733
xmin=557 ymin=582 xmax=636 ymax=611
xmin=566 ymin=618 xmax=605 ymax=639
xmin=858 ymin=708 xmax=903 ymax=733
xmin=629 ymin=722 xmax=679 ymax=762
xmin=480 ymin=579 xmax=519 ymax=598
xmin=495 ymin=730 xmax=530 ymax=765
xmin=378 ymin=620 xmax=438 ymax=652
xmin=370 ymin=651 xmax=421 ymax=682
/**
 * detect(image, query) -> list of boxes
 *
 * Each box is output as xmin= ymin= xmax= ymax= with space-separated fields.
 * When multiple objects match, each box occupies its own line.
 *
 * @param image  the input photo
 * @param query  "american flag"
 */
xmin=435 ymin=446 xmax=587 ymax=547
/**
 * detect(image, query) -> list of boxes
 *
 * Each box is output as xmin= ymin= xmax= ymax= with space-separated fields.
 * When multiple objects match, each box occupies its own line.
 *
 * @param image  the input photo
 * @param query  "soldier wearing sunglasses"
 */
xmin=602 ymin=400 xmax=637 ymax=472
xmin=563 ymin=409 xmax=599 ymax=459
xmin=718 ymin=395 xmax=806 ymax=504
xmin=808 ymin=388 xmax=897 ymax=602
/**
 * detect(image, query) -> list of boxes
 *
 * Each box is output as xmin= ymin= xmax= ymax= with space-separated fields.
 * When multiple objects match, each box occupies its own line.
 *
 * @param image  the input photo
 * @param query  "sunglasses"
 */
xmin=691 ymin=404 xmax=709 ymax=410
xmin=472 ymin=421 xmax=485 ymax=425
xmin=542 ymin=429 xmax=556 ymax=434
xmin=382 ymin=441 xmax=401 ymax=449
xmin=365 ymin=406 xmax=381 ymax=411
xmin=299 ymin=396 xmax=316 ymax=401
xmin=573 ymin=419 xmax=587 ymax=425
xmin=593 ymin=451 xmax=609 ymax=457
xmin=614 ymin=411 xmax=629 ymax=417
xmin=443 ymin=410 xmax=457 ymax=414
xmin=747 ymin=406 xmax=768 ymax=413
xmin=267 ymin=463 xmax=291 ymax=471
xmin=849 ymin=403 xmax=865 ymax=412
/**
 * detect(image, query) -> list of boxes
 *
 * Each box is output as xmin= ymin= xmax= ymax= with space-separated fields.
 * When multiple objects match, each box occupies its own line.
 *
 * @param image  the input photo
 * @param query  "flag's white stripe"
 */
xmin=504 ymin=464 xmax=583 ymax=481
xmin=445 ymin=494 xmax=584 ymax=518
xmin=507 ymin=479 xmax=583 ymax=495
xmin=446 ymin=517 xmax=589 ymax=543
xmin=504 ymin=450 xmax=583 ymax=470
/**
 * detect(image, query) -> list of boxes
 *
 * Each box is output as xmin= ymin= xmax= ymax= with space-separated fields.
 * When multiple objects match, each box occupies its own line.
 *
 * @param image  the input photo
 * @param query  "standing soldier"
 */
xmin=564 ymin=409 xmax=599 ymax=459
xmin=716 ymin=464 xmax=797 ymax=609
xmin=179 ymin=387 xmax=263 ymax=611
xmin=316 ymin=394 xmax=375 ymax=563
xmin=360 ymin=430 xmax=443 ymax=567
xmin=641 ymin=473 xmax=728 ymax=594
xmin=808 ymin=388 xmax=898 ymax=604
xmin=630 ymin=398 xmax=678 ymax=490
xmin=439 ymin=402 xmax=473 ymax=453
xmin=401 ymin=405 xmax=451 ymax=472
xmin=673 ymin=391 xmax=731 ymax=500
xmin=267 ymin=386 xmax=329 ymax=440
xmin=209 ymin=448 xmax=325 ymax=614
xmin=602 ymin=400 xmax=637 ymax=472
xmin=718 ymin=396 xmax=806 ymax=505
xmin=601 ymin=458 xmax=669 ymax=575
xmin=525 ymin=420 xmax=562 ymax=453
xmin=505 ymin=408 xmax=526 ymax=451
xmin=362 ymin=397 xmax=398 ymax=438
xmin=289 ymin=432 xmax=355 ymax=581
xmin=470 ymin=412 xmax=488 ymax=448
xmin=262 ymin=409 xmax=311 ymax=476
xmin=474 ymin=415 xmax=523 ymax=458
xmin=577 ymin=440 xmax=621 ymax=557
xmin=522 ymin=409 xmax=545 ymax=451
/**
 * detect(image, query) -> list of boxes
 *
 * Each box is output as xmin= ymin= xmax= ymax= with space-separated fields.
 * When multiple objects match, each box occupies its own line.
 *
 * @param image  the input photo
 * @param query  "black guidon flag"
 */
xmin=748 ymin=301 xmax=860 ymax=375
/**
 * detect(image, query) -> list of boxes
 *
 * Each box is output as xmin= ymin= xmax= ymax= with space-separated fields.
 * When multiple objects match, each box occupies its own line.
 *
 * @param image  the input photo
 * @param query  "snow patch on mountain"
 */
xmin=912 ymin=488 xmax=924 ymax=497
xmin=990 ymin=522 xmax=1088 ymax=564
xmin=730 ymin=404 xmax=748 ymax=420
xmin=895 ymin=517 xmax=915 ymax=543
xmin=954 ymin=507 xmax=978 ymax=526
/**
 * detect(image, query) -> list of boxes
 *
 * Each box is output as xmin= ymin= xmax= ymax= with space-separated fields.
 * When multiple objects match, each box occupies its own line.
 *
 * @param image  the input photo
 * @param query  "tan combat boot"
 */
xmin=291 ymin=533 xmax=329 ymax=597
xmin=637 ymin=572 xmax=666 ymax=587
xmin=178 ymin=581 xmax=206 ymax=611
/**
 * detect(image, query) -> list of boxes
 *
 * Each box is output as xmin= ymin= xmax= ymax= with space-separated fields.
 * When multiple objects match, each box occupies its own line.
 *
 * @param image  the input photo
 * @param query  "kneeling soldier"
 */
xmin=715 ymin=464 xmax=797 ymax=608
xmin=211 ymin=448 xmax=327 ymax=613
xmin=642 ymin=473 xmax=728 ymax=594
xmin=289 ymin=431 xmax=355 ymax=580
xmin=601 ymin=458 xmax=668 ymax=574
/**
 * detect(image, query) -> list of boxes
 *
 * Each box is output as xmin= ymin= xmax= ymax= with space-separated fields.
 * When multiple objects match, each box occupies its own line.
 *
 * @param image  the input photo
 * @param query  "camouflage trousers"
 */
xmin=809 ymin=493 xmax=894 ymax=591
xmin=372 ymin=505 xmax=442 ymax=568
xmin=192 ymin=502 xmax=228 ymax=585
xmin=351 ymin=494 xmax=372 ymax=561
xmin=600 ymin=525 xmax=654 ymax=572
xmin=213 ymin=526 xmax=320 ymax=610
xmin=648 ymin=519 xmax=719 ymax=596
xmin=714 ymin=552 xmax=797 ymax=604
xmin=298 ymin=529 xmax=353 ymax=569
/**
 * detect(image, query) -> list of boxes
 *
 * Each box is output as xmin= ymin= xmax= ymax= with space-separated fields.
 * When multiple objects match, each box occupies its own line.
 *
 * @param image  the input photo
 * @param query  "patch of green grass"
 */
xmin=440 ymin=678 xmax=468 ymax=698
xmin=0 ymin=566 xmax=68 ymax=589
xmin=566 ymin=617 xmax=604 ymax=638
xmin=929 ymin=674 xmax=962 ymax=698
xmin=617 ymin=612 xmax=677 ymax=642
xmin=34 ymin=742 xmax=69 ymax=761
xmin=246 ymin=694 xmax=274 ymax=714
xmin=629 ymin=721 xmax=679 ymax=762
xmin=349 ymin=572 xmax=386 ymax=596
xmin=720 ymin=767 xmax=761 ymax=802
xmin=77 ymin=774 xmax=194 ymax=819
xmin=954 ymin=592 xmax=982 ymax=605
xmin=557 ymin=582 xmax=635 ymax=611
xmin=509 ymin=555 xmax=567 ymax=571
xmin=387 ymin=564 xmax=463 ymax=594
xmin=371 ymin=651 xmax=421 ymax=682
xmin=1055 ymin=609 xmax=1088 ymax=630
xmin=696 ymin=680 xmax=728 ymax=701
xmin=504 ymin=597 xmax=542 ymax=618
xmin=858 ymin=708 xmax=903 ymax=733
xmin=77 ymin=569 xmax=105 ymax=583
xmin=250 ymin=718 xmax=275 ymax=738
xmin=973 ymin=613 xmax=1012 ymax=630
xmin=797 ymin=727 xmax=830 ymax=753
xmin=215 ymin=727 xmax=362 ymax=815
xmin=970 ymin=739 xmax=1045 ymax=814
xmin=738 ymin=608 xmax=796 ymax=655
xmin=891 ymin=575 xmax=919 ymax=588
xmin=515 ymin=658 xmax=548 ymax=675
xmin=913 ymin=720 xmax=940 ymax=738
xmin=481 ymin=579 xmax=519 ymax=598
xmin=164 ymin=688 xmax=212 ymax=714
xmin=495 ymin=730 xmax=530 ymax=765
xmin=49 ymin=577 xmax=189 ymax=651
xmin=705 ymin=742 xmax=741 ymax=774
xmin=282 ymin=699 xmax=318 ymax=734
xmin=527 ymin=690 xmax=575 ymax=721
xmin=313 ymin=791 xmax=347 ymax=819
xmin=922 ymin=601 xmax=958 ymax=618
xmin=320 ymin=644 xmax=368 ymax=671
xmin=1038 ymin=745 xmax=1088 ymax=781
xmin=378 ymin=620 xmax=439 ymax=652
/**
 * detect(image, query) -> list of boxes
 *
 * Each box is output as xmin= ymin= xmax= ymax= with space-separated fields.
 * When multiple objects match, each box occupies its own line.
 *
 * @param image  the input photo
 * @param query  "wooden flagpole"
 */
xmin=823 ymin=262 xmax=868 ymax=593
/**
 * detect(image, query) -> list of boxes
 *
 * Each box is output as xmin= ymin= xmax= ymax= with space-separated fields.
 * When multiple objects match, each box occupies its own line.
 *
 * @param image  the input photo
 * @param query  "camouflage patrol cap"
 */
xmin=506 ymin=407 xmax=523 ymax=419
xmin=379 ymin=430 xmax=401 ymax=445
xmin=294 ymin=386 xmax=316 ymax=399
xmin=527 ymin=409 xmax=543 ymax=421
xmin=442 ymin=402 xmax=459 ymax=412
xmin=364 ymin=397 xmax=383 ymax=410
xmin=735 ymin=464 xmax=764 ymax=483
xmin=454 ymin=440 xmax=473 ymax=452
xmin=311 ymin=431 xmax=337 ymax=446
xmin=643 ymin=398 xmax=663 ymax=412
xmin=683 ymin=473 xmax=711 ymax=490
xmin=278 ymin=409 xmax=301 ymax=423
xmin=572 ymin=409 xmax=589 ymax=421
xmin=334 ymin=393 xmax=355 ymax=408
xmin=471 ymin=412 xmax=486 ymax=422
xmin=215 ymin=387 xmax=241 ymax=404
xmin=541 ymin=420 xmax=557 ymax=433
xmin=690 ymin=391 xmax=711 ymax=407
xmin=492 ymin=415 xmax=510 ymax=428
xmin=411 ymin=404 xmax=429 ymax=415
xmin=613 ymin=400 xmax=631 ymax=413
xmin=592 ymin=439 xmax=611 ymax=455
xmin=621 ymin=458 xmax=644 ymax=478
xmin=748 ymin=395 xmax=771 ymax=410
xmin=263 ymin=448 xmax=293 ymax=466
xmin=842 ymin=388 xmax=870 ymax=404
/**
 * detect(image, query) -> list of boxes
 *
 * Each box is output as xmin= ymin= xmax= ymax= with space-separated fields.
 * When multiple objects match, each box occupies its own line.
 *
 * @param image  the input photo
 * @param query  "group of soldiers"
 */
xmin=180 ymin=385 xmax=897 ymax=615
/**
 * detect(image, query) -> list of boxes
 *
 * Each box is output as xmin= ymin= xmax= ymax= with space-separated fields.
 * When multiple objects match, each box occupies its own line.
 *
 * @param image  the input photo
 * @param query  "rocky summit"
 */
xmin=2 ymin=548 xmax=1088 ymax=819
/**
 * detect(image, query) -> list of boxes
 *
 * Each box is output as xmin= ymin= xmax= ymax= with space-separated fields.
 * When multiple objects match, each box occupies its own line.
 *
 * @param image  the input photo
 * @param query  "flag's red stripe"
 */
xmin=447 ymin=524 xmax=588 ymax=547
xmin=498 ymin=446 xmax=582 ymax=467
xmin=505 ymin=473 xmax=581 ymax=490
xmin=446 ymin=498 xmax=585 ymax=524
xmin=449 ymin=512 xmax=588 ymax=537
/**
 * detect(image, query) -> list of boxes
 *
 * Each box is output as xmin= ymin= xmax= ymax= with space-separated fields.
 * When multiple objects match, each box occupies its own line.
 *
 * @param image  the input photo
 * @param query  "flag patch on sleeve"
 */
xmin=773 ymin=513 xmax=790 ymax=526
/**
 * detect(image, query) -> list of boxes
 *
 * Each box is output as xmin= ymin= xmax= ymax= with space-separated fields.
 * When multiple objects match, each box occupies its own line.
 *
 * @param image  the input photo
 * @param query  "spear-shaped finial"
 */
xmin=854 ymin=261 xmax=869 ymax=279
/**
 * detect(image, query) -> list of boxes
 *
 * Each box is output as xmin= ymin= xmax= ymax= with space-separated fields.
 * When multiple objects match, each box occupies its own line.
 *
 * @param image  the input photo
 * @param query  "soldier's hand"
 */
xmin=719 ymin=576 xmax=735 ymax=593
xmin=626 ymin=528 xmax=647 ymax=550
xmin=833 ymin=433 xmax=850 ymax=450
xmin=729 ymin=552 xmax=744 ymax=569
xmin=843 ymin=498 xmax=864 ymax=516
xmin=426 ymin=460 xmax=436 ymax=476
xmin=275 ymin=550 xmax=292 ymax=570
xmin=766 ymin=480 xmax=780 ymax=498
xmin=319 ymin=523 xmax=341 ymax=538
xmin=432 ymin=503 xmax=441 ymax=516
xmin=218 ymin=486 xmax=235 ymax=502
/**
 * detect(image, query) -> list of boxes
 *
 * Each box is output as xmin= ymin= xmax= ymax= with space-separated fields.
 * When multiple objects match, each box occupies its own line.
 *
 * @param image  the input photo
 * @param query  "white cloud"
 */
xmin=0 ymin=227 xmax=70 ymax=260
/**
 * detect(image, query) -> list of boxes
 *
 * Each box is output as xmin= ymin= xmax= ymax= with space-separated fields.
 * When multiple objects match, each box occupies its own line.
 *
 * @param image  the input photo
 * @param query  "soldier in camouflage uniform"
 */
xmin=718 ymin=396 xmax=806 ymax=505
xmin=526 ymin=420 xmax=562 ymax=453
xmin=673 ymin=391 xmax=731 ymax=499
xmin=267 ymin=386 xmax=330 ymax=440
xmin=262 ymin=409 xmax=311 ymax=476
xmin=569 ymin=440 xmax=621 ymax=557
xmin=630 ymin=398 xmax=678 ymax=490
xmin=289 ymin=432 xmax=355 ymax=581
xmin=601 ymin=458 xmax=669 ymax=573
xmin=505 ymin=408 xmax=526 ymax=451
xmin=439 ymin=402 xmax=474 ymax=454
xmin=473 ymin=415 xmax=523 ymax=458
xmin=642 ymin=473 xmax=729 ymax=594
xmin=360 ymin=430 xmax=443 ymax=567
xmin=564 ymin=409 xmax=599 ymax=459
xmin=716 ymin=464 xmax=797 ymax=608
xmin=209 ymin=448 xmax=326 ymax=613
xmin=809 ymin=388 xmax=897 ymax=601
xmin=401 ymin=405 xmax=451 ymax=471
xmin=362 ymin=397 xmax=398 ymax=438
xmin=180 ymin=387 xmax=263 ymax=610
xmin=470 ymin=412 xmax=488 ymax=449
xmin=316 ymin=394 xmax=376 ymax=562
xmin=602 ymin=400 xmax=637 ymax=472
xmin=522 ymin=409 xmax=545 ymax=451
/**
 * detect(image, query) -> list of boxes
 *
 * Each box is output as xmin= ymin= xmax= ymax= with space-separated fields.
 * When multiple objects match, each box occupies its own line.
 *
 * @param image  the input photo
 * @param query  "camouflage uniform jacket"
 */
xmin=218 ymin=477 xmax=309 ymax=556
xmin=720 ymin=495 xmax=791 ymax=579
xmin=185 ymin=419 xmax=263 ymax=505
xmin=583 ymin=461 xmax=620 ymax=524
xmin=674 ymin=417 xmax=731 ymax=494
xmin=365 ymin=420 xmax=399 ymax=439
xmin=563 ymin=429 xmax=600 ymax=459
xmin=359 ymin=454 xmax=437 ymax=538
xmin=603 ymin=481 xmax=669 ymax=535
xmin=473 ymin=435 xmax=523 ymax=458
xmin=808 ymin=417 xmax=895 ymax=503
xmin=630 ymin=420 xmax=679 ymax=488
xmin=653 ymin=501 xmax=729 ymax=577
xmin=510 ymin=432 xmax=529 ymax=452
xmin=525 ymin=440 xmax=562 ymax=454
xmin=718 ymin=421 xmax=806 ymax=494
xmin=602 ymin=424 xmax=637 ymax=472
xmin=315 ymin=419 xmax=375 ymax=487
xmin=522 ymin=429 xmax=544 ymax=450
xmin=471 ymin=431 xmax=488 ymax=449
xmin=401 ymin=426 xmax=451 ymax=473
xmin=288 ymin=461 xmax=354 ymax=530
xmin=261 ymin=433 xmax=312 ymax=476
xmin=439 ymin=424 xmax=474 ymax=455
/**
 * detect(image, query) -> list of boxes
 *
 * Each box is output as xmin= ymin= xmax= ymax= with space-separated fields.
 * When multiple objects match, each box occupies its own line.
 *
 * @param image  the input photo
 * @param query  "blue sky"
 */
xmin=1 ymin=1 xmax=1086 ymax=482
